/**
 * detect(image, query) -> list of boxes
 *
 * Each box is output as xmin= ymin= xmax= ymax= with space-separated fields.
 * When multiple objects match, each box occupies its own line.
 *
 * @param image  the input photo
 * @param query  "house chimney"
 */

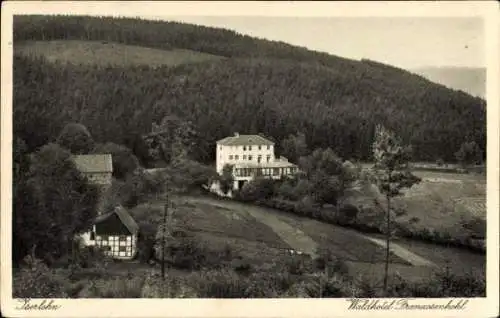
xmin=234 ymin=132 xmax=239 ymax=137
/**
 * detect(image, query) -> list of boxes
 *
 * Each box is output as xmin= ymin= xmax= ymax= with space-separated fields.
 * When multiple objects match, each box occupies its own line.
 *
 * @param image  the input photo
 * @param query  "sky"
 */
xmin=142 ymin=15 xmax=485 ymax=70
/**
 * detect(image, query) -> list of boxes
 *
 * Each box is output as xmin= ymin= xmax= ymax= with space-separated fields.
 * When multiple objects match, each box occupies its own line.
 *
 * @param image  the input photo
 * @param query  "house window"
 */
xmin=90 ymin=232 xmax=95 ymax=241
xmin=229 ymin=155 xmax=233 ymax=160
xmin=267 ymin=155 xmax=271 ymax=162
xmin=249 ymin=146 xmax=252 ymax=151
xmin=119 ymin=246 xmax=127 ymax=252
xmin=235 ymin=155 xmax=239 ymax=160
xmin=267 ymin=145 xmax=270 ymax=150
xmin=243 ymin=155 xmax=247 ymax=160
xmin=258 ymin=145 xmax=261 ymax=150
xmin=273 ymin=168 xmax=280 ymax=176
xmin=248 ymin=155 xmax=253 ymax=161
xmin=119 ymin=236 xmax=127 ymax=242
xmin=257 ymin=155 xmax=262 ymax=163
xmin=243 ymin=146 xmax=246 ymax=151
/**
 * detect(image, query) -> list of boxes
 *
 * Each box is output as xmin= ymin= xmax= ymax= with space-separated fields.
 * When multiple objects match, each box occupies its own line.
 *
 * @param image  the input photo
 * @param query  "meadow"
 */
xmin=15 ymin=40 xmax=223 ymax=67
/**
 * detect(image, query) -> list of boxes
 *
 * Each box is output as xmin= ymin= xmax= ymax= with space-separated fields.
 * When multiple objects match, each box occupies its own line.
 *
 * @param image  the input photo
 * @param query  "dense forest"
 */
xmin=13 ymin=15 xmax=486 ymax=164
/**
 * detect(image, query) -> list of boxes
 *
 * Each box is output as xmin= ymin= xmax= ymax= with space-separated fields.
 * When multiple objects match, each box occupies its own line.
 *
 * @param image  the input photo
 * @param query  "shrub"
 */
xmin=155 ymin=230 xmax=234 ymax=270
xmin=285 ymin=254 xmax=314 ymax=275
xmin=314 ymin=245 xmax=349 ymax=277
xmin=81 ymin=276 xmax=145 ymax=298
xmin=137 ymin=221 xmax=157 ymax=263
xmin=13 ymin=256 xmax=69 ymax=298
xmin=192 ymin=269 xmax=248 ymax=298
xmin=231 ymin=256 xmax=252 ymax=275
xmin=337 ymin=203 xmax=359 ymax=224
xmin=386 ymin=268 xmax=485 ymax=297
xmin=169 ymin=159 xmax=218 ymax=193
xmin=460 ymin=216 xmax=486 ymax=239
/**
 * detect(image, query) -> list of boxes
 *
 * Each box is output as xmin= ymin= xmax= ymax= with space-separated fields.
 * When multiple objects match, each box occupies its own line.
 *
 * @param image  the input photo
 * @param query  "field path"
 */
xmin=186 ymin=197 xmax=439 ymax=267
xmin=359 ymin=236 xmax=437 ymax=267
xmin=186 ymin=197 xmax=319 ymax=258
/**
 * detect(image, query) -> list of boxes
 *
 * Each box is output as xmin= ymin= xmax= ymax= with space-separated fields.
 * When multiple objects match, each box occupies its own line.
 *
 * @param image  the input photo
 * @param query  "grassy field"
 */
xmin=131 ymin=197 xmax=291 ymax=266
xmin=354 ymin=167 xmax=486 ymax=240
xmin=15 ymin=40 xmax=224 ymax=67
xmin=154 ymin=196 xmax=484 ymax=281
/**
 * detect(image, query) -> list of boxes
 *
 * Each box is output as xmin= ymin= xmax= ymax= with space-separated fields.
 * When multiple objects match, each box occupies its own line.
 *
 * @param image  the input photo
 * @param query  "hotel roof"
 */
xmin=217 ymin=134 xmax=275 ymax=146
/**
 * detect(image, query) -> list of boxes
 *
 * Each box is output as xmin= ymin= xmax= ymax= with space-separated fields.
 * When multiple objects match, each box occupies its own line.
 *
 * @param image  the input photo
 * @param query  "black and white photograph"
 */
xmin=1 ymin=1 xmax=499 ymax=317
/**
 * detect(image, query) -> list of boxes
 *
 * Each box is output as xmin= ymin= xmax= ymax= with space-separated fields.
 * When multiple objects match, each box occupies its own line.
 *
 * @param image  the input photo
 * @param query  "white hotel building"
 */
xmin=215 ymin=133 xmax=298 ymax=191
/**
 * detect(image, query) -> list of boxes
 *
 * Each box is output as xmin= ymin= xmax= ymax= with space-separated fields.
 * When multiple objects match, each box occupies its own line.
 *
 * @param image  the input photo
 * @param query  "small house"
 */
xmin=80 ymin=205 xmax=139 ymax=260
xmin=73 ymin=154 xmax=113 ymax=186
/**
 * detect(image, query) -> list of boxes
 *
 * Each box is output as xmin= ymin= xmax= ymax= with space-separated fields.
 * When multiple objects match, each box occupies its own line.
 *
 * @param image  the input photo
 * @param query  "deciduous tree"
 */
xmin=56 ymin=123 xmax=95 ymax=155
xmin=281 ymin=132 xmax=309 ymax=163
xmin=219 ymin=164 xmax=235 ymax=195
xmin=13 ymin=143 xmax=99 ymax=265
xmin=455 ymin=140 xmax=482 ymax=168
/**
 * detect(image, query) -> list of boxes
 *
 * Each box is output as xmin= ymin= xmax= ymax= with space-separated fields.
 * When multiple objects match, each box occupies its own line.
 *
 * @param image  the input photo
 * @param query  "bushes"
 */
xmin=460 ymin=216 xmax=486 ymax=239
xmin=386 ymin=269 xmax=485 ymax=297
xmin=155 ymin=229 xmax=236 ymax=270
xmin=191 ymin=269 xmax=248 ymax=298
xmin=314 ymin=244 xmax=350 ymax=277
xmin=13 ymin=256 xmax=69 ymax=298
xmin=137 ymin=221 xmax=157 ymax=263
xmin=80 ymin=276 xmax=145 ymax=298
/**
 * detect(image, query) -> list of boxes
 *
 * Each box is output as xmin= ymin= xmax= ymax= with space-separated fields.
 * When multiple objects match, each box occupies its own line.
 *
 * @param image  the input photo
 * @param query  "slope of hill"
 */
xmin=13 ymin=15 xmax=486 ymax=165
xmin=412 ymin=67 xmax=486 ymax=99
xmin=15 ymin=40 xmax=223 ymax=67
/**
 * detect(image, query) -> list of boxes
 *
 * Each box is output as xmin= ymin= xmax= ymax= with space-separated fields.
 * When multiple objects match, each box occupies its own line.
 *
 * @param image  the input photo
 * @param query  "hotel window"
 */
xmin=249 ymin=145 xmax=252 ymax=151
xmin=119 ymin=235 xmax=127 ymax=242
xmin=258 ymin=145 xmax=261 ymax=150
xmin=267 ymin=145 xmax=270 ymax=150
xmin=248 ymin=155 xmax=253 ymax=161
xmin=243 ymin=155 xmax=247 ymax=160
xmin=229 ymin=155 xmax=233 ymax=160
xmin=243 ymin=146 xmax=246 ymax=151
xmin=257 ymin=155 xmax=262 ymax=163
xmin=267 ymin=155 xmax=271 ymax=162
xmin=119 ymin=246 xmax=127 ymax=252
xmin=273 ymin=168 xmax=280 ymax=176
xmin=235 ymin=155 xmax=239 ymax=160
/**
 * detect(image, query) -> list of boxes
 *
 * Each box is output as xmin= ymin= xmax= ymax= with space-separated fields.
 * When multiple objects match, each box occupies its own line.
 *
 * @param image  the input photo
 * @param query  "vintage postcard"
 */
xmin=1 ymin=1 xmax=499 ymax=317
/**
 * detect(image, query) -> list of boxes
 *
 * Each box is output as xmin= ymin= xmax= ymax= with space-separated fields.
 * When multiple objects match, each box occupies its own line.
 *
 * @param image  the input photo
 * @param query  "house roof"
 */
xmin=73 ymin=154 xmax=113 ymax=173
xmin=217 ymin=134 xmax=275 ymax=146
xmin=95 ymin=205 xmax=139 ymax=234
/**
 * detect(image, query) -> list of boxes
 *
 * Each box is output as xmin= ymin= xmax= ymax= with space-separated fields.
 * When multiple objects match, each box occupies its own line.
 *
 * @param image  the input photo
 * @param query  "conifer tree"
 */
xmin=371 ymin=125 xmax=420 ymax=295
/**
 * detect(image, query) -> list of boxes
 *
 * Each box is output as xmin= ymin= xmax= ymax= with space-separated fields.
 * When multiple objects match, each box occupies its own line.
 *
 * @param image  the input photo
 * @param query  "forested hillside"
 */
xmin=13 ymin=15 xmax=486 ymax=164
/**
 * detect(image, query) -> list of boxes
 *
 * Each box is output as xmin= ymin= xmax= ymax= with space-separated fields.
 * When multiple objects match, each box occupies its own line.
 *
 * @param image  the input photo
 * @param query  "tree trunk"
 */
xmin=161 ymin=202 xmax=167 ymax=280
xmin=383 ymin=194 xmax=391 ymax=295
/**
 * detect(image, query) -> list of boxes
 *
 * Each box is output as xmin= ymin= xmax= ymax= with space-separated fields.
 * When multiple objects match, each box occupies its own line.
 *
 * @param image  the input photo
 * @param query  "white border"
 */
xmin=1 ymin=1 xmax=499 ymax=318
